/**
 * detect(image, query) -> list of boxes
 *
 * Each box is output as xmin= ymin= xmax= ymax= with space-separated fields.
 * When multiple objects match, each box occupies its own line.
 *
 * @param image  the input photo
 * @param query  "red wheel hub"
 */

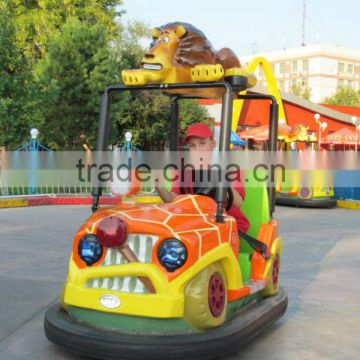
xmin=208 ymin=274 xmax=225 ymax=317
xmin=299 ymin=187 xmax=311 ymax=198
xmin=272 ymin=254 xmax=279 ymax=286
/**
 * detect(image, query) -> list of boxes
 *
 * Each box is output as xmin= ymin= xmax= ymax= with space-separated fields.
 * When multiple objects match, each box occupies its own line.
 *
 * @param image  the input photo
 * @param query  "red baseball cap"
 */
xmin=184 ymin=123 xmax=213 ymax=142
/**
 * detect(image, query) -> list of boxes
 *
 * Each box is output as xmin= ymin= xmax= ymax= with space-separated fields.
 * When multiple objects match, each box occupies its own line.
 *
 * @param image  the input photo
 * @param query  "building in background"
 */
xmin=239 ymin=44 xmax=360 ymax=103
xmin=199 ymin=86 xmax=359 ymax=150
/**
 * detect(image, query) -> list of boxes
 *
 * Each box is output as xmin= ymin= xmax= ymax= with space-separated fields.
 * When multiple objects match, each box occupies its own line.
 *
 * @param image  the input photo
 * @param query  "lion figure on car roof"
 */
xmin=121 ymin=22 xmax=256 ymax=88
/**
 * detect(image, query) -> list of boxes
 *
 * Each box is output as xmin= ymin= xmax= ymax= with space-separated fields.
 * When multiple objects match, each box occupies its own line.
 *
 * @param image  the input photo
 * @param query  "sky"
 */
xmin=121 ymin=0 xmax=360 ymax=56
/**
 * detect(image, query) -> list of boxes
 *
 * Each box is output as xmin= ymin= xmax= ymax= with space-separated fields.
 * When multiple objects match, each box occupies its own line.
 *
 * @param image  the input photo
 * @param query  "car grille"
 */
xmin=85 ymin=234 xmax=158 ymax=294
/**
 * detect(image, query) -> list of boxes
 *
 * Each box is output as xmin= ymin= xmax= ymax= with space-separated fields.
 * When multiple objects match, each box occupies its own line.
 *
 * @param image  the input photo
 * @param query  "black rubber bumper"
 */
xmin=276 ymin=195 xmax=337 ymax=208
xmin=44 ymin=288 xmax=288 ymax=360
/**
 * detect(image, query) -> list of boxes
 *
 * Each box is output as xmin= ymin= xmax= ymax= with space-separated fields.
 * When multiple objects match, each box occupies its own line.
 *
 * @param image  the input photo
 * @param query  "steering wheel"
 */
xmin=194 ymin=187 xmax=233 ymax=211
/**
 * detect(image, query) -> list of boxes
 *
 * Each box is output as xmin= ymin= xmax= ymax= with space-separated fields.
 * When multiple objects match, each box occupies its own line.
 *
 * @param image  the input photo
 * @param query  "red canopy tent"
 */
xmin=239 ymin=125 xmax=269 ymax=141
xmin=239 ymin=124 xmax=293 ymax=142
xmin=322 ymin=128 xmax=358 ymax=145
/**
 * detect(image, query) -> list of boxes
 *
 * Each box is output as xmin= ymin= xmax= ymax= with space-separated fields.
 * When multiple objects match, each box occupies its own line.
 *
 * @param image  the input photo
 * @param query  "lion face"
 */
xmin=140 ymin=25 xmax=187 ymax=82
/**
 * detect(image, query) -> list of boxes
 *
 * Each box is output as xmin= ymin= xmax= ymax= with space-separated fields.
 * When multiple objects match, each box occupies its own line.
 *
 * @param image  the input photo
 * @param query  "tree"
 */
xmin=114 ymin=20 xmax=150 ymax=70
xmin=4 ymin=0 xmax=124 ymax=62
xmin=36 ymin=18 xmax=120 ymax=149
xmin=290 ymin=83 xmax=311 ymax=100
xmin=323 ymin=87 xmax=360 ymax=107
xmin=0 ymin=2 xmax=208 ymax=150
xmin=0 ymin=7 xmax=44 ymax=149
xmin=0 ymin=0 xmax=128 ymax=149
xmin=178 ymin=99 xmax=212 ymax=140
xmin=114 ymin=92 xmax=209 ymax=150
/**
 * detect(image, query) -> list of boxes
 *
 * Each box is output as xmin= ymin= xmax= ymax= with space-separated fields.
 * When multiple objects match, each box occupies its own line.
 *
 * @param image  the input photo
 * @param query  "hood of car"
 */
xmin=82 ymin=195 xmax=219 ymax=237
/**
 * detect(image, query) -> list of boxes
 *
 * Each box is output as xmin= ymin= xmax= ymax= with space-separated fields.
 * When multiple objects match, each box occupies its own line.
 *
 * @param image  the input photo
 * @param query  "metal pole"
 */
xmin=269 ymin=102 xmax=279 ymax=217
xmin=170 ymin=98 xmax=179 ymax=151
xmin=215 ymin=84 xmax=233 ymax=223
xmin=92 ymin=91 xmax=111 ymax=212
xmin=301 ymin=0 xmax=306 ymax=46
xmin=96 ymin=91 xmax=111 ymax=151
xmin=356 ymin=126 xmax=358 ymax=151
xmin=269 ymin=103 xmax=279 ymax=151
xmin=30 ymin=138 xmax=37 ymax=151
xmin=218 ymin=88 xmax=233 ymax=151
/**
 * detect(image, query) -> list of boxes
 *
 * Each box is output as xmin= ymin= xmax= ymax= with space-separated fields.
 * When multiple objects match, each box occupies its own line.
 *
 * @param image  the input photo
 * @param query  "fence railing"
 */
xmin=0 ymin=184 xmax=157 ymax=197
xmin=0 ymin=186 xmax=111 ymax=197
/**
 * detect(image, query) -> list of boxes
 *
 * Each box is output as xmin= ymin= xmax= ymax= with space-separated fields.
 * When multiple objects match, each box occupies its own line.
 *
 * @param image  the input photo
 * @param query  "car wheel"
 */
xmin=184 ymin=262 xmax=227 ymax=331
xmin=298 ymin=186 xmax=313 ymax=200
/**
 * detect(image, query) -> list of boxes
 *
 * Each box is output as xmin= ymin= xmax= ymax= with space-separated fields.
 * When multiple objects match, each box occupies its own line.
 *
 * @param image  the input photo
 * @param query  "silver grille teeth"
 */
xmin=85 ymin=234 xmax=158 ymax=294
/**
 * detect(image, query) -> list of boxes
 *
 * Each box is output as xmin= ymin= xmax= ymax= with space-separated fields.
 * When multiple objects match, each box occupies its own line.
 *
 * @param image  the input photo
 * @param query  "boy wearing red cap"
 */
xmin=157 ymin=123 xmax=250 ymax=234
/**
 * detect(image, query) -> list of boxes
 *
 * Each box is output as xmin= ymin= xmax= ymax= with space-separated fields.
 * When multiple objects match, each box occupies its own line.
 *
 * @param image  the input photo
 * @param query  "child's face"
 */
xmin=186 ymin=136 xmax=216 ymax=152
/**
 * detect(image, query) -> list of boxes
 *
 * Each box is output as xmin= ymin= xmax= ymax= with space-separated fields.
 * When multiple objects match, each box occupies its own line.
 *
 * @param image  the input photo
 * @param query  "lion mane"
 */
xmin=155 ymin=22 xmax=241 ymax=70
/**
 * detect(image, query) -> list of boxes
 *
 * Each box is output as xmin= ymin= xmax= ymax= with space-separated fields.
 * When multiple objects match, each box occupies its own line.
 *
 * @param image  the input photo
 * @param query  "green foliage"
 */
xmin=5 ymin=0 xmax=123 ymax=61
xmin=114 ymin=20 xmax=151 ymax=69
xmin=323 ymin=87 xmax=360 ymax=107
xmin=0 ymin=8 xmax=44 ymax=148
xmin=36 ymin=18 xmax=119 ymax=149
xmin=290 ymin=83 xmax=311 ymax=100
xmin=0 ymin=0 xmax=126 ymax=149
xmin=114 ymin=92 xmax=209 ymax=150
xmin=178 ymin=99 xmax=212 ymax=138
xmin=0 ymin=2 xmax=209 ymax=151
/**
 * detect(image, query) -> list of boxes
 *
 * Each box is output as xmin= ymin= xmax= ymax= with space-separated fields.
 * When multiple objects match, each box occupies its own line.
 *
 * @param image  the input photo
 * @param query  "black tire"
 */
xmin=44 ymin=288 xmax=288 ymax=360
xmin=276 ymin=195 xmax=336 ymax=208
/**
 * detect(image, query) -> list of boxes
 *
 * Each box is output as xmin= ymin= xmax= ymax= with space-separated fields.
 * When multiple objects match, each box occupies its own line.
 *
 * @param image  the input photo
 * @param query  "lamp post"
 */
xmin=314 ymin=113 xmax=328 ymax=150
xmin=29 ymin=128 xmax=39 ymax=151
xmin=314 ymin=113 xmax=320 ymax=149
xmin=351 ymin=116 xmax=359 ymax=151
xmin=320 ymin=121 xmax=327 ymax=149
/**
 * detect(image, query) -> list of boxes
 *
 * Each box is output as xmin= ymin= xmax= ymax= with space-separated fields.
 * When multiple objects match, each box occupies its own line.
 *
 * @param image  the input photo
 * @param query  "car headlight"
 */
xmin=78 ymin=234 xmax=103 ymax=266
xmin=157 ymin=239 xmax=187 ymax=272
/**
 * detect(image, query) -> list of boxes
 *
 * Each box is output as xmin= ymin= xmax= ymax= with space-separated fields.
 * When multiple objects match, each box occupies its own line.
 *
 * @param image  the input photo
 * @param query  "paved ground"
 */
xmin=0 ymin=205 xmax=359 ymax=360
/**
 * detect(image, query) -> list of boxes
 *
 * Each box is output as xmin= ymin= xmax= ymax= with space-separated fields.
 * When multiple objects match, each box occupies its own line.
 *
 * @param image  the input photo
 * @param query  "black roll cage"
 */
xmin=92 ymin=82 xmax=279 ymax=219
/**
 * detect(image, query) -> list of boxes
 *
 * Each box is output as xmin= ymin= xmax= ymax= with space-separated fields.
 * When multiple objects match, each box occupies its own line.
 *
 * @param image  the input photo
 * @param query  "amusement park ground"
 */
xmin=0 ymin=205 xmax=359 ymax=360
